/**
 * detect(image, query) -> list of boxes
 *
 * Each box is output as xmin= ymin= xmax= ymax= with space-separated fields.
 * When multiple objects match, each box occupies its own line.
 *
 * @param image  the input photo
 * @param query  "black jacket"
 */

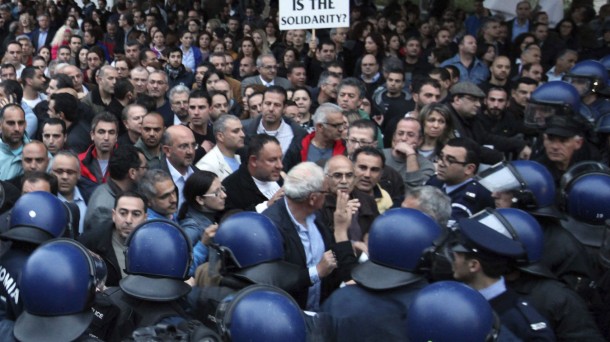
xmin=79 ymin=222 xmax=122 ymax=287
xmin=221 ymin=164 xmax=269 ymax=212
xmin=262 ymin=199 xmax=357 ymax=309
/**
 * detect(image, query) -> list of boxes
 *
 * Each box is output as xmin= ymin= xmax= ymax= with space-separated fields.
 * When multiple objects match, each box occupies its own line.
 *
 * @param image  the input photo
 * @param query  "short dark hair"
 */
xmin=446 ymin=137 xmax=481 ymax=170
xmin=167 ymin=46 xmax=183 ymax=58
xmin=429 ymin=67 xmax=451 ymax=82
xmin=109 ymin=145 xmax=143 ymax=180
xmin=22 ymin=171 xmax=58 ymax=195
xmin=114 ymin=78 xmax=134 ymax=99
xmin=411 ymin=76 xmax=441 ymax=94
xmin=91 ymin=112 xmax=119 ymax=132
xmin=114 ymin=190 xmax=147 ymax=209
xmin=247 ymin=134 xmax=280 ymax=159
xmin=51 ymin=73 xmax=74 ymax=89
xmin=50 ymin=93 xmax=79 ymax=122
xmin=512 ymin=77 xmax=538 ymax=91
xmin=42 ymin=118 xmax=67 ymax=135
xmin=352 ymin=146 xmax=385 ymax=167
xmin=189 ymin=89 xmax=210 ymax=104
xmin=0 ymin=80 xmax=23 ymax=103
xmin=21 ymin=66 xmax=38 ymax=83
xmin=349 ymin=119 xmax=378 ymax=141
xmin=263 ymin=85 xmax=287 ymax=103
xmin=338 ymin=77 xmax=366 ymax=99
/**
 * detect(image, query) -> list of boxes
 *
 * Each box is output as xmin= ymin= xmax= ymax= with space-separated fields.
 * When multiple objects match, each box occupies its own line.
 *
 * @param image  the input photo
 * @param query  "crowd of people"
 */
xmin=0 ymin=0 xmax=609 ymax=340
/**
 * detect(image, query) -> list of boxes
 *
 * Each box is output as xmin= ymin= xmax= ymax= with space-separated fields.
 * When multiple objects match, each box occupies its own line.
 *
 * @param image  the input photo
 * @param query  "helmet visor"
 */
xmin=562 ymin=75 xmax=591 ymax=96
xmin=524 ymin=102 xmax=560 ymax=129
xmin=476 ymin=163 xmax=523 ymax=193
xmin=469 ymin=210 xmax=514 ymax=240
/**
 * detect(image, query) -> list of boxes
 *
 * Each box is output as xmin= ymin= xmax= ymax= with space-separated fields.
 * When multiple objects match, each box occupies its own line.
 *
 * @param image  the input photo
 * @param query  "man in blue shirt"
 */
xmin=440 ymin=35 xmax=489 ymax=85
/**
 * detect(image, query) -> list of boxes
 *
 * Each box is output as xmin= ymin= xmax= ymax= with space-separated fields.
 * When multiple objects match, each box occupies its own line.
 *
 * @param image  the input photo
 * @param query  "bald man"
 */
xmin=159 ymin=125 xmax=200 ymax=209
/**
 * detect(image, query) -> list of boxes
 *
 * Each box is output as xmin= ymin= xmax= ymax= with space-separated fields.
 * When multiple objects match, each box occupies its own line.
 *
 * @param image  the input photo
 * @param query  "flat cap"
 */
xmin=450 ymin=82 xmax=485 ymax=98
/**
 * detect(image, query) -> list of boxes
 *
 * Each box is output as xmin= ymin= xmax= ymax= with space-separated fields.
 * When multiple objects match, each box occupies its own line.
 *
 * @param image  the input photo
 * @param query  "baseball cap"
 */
xmin=544 ymin=115 xmax=582 ymax=137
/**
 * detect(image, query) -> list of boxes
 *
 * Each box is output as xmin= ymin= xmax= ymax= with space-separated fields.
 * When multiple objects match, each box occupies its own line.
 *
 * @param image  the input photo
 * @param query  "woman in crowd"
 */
xmin=385 ymin=32 xmax=402 ymax=58
xmin=84 ymin=47 xmax=105 ymax=83
xmin=418 ymin=103 xmax=454 ymax=162
xmin=203 ymin=69 xmax=224 ymax=93
xmin=477 ymin=42 xmax=496 ymax=67
xmin=150 ymin=29 xmax=167 ymax=58
xmin=76 ymin=46 xmax=89 ymax=72
xmin=179 ymin=30 xmax=201 ymax=72
xmin=556 ymin=18 xmax=581 ymax=50
xmin=223 ymin=35 xmax=238 ymax=60
xmin=252 ymin=29 xmax=271 ymax=56
xmin=177 ymin=171 xmax=226 ymax=277
xmin=18 ymin=12 xmax=33 ymax=35
xmin=198 ymin=32 xmax=212 ymax=62
xmin=278 ymin=47 xmax=299 ymax=78
xmin=264 ymin=20 xmax=281 ymax=55
xmin=237 ymin=37 xmax=259 ymax=64
xmin=50 ymin=25 xmax=72 ymax=60
xmin=291 ymin=87 xmax=315 ymax=133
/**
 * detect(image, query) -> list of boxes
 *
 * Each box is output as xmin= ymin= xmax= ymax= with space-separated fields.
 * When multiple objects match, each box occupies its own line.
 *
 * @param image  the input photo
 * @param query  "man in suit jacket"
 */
xmin=262 ymin=161 xmax=357 ymax=310
xmin=240 ymin=53 xmax=292 ymax=96
xmin=30 ymin=14 xmax=56 ymax=51
xmin=222 ymin=134 xmax=284 ymax=213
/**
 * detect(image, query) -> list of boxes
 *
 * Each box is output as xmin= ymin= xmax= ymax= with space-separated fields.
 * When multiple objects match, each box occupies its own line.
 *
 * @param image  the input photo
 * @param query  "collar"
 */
xmin=58 ymin=186 xmax=85 ymax=202
xmin=259 ymin=75 xmax=274 ymax=86
xmin=284 ymin=197 xmax=316 ymax=231
xmin=444 ymin=177 xmax=473 ymax=194
xmin=166 ymin=158 xmax=194 ymax=179
xmin=479 ymin=277 xmax=506 ymax=300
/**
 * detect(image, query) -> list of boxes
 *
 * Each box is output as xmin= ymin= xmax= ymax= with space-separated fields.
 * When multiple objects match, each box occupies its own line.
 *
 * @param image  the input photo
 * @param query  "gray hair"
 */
xmin=168 ymin=84 xmax=190 ymax=101
xmin=284 ymin=162 xmax=325 ymax=201
xmin=98 ymin=65 xmax=116 ymax=78
xmin=256 ymin=53 xmax=276 ymax=68
xmin=121 ymin=103 xmax=146 ymax=121
xmin=213 ymin=114 xmax=240 ymax=136
xmin=50 ymin=150 xmax=79 ymax=170
xmin=138 ymin=169 xmax=172 ymax=202
xmin=337 ymin=77 xmax=366 ymax=99
xmin=313 ymin=103 xmax=342 ymax=125
xmin=405 ymin=186 xmax=452 ymax=228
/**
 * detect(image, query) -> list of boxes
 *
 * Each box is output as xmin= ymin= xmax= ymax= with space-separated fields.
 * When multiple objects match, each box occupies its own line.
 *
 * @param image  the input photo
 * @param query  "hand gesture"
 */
xmin=333 ymin=191 xmax=351 ymax=241
xmin=316 ymin=250 xmax=337 ymax=278
xmin=202 ymin=223 xmax=219 ymax=246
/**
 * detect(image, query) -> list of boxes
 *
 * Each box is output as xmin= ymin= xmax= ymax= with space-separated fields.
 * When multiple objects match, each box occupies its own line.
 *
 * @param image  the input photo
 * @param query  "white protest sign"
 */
xmin=279 ymin=0 xmax=350 ymax=31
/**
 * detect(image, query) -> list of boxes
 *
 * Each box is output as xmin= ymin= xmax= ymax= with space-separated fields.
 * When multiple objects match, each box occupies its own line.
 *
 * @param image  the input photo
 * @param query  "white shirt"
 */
xmin=257 ymin=120 xmax=294 ymax=155
xmin=252 ymin=177 xmax=280 ymax=213
xmin=167 ymin=161 xmax=195 ymax=209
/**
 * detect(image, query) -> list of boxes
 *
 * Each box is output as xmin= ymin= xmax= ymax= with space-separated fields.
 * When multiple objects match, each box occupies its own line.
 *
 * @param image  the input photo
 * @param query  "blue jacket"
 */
xmin=178 ymin=207 xmax=215 ymax=277
xmin=0 ymin=136 xmax=30 ymax=181
xmin=440 ymin=54 xmax=490 ymax=85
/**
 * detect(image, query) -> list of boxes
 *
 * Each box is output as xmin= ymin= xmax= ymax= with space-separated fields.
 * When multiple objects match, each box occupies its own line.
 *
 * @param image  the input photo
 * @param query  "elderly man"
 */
xmin=168 ymin=85 xmax=190 ymax=125
xmin=159 ymin=125 xmax=199 ymax=209
xmin=284 ymin=103 xmax=345 ymax=169
xmin=240 ymin=54 xmax=291 ymax=95
xmin=263 ymin=161 xmax=356 ymax=310
xmin=318 ymin=155 xmax=379 ymax=242
xmin=223 ymin=134 xmax=284 ymax=213
xmin=195 ymin=115 xmax=243 ymax=180
xmin=82 ymin=65 xmax=122 ymax=118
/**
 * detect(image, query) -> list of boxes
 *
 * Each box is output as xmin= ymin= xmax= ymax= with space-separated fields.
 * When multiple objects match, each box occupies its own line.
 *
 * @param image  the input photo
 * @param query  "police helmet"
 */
xmin=471 ymin=208 xmax=554 ymax=278
xmin=1 ymin=191 xmax=68 ymax=244
xmin=524 ymin=81 xmax=580 ymax=129
xmin=14 ymin=239 xmax=97 ymax=342
xmin=121 ymin=219 xmax=192 ymax=301
xmin=563 ymin=60 xmax=609 ymax=96
xmin=215 ymin=285 xmax=306 ymax=342
xmin=407 ymin=281 xmax=499 ymax=342
xmin=565 ymin=173 xmax=610 ymax=226
xmin=600 ymin=55 xmax=610 ymax=82
xmin=213 ymin=212 xmax=303 ymax=291
xmin=352 ymin=208 xmax=442 ymax=290
xmin=477 ymin=161 xmax=561 ymax=218
xmin=596 ymin=113 xmax=610 ymax=133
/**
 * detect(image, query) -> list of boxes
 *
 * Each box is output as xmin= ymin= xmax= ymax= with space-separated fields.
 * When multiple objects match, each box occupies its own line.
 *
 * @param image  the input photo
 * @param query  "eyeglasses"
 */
xmin=202 ymin=186 xmax=226 ymax=197
xmin=52 ymin=168 xmax=78 ymax=176
xmin=438 ymin=152 xmax=469 ymax=166
xmin=175 ymin=142 xmax=199 ymax=151
xmin=347 ymin=138 xmax=373 ymax=146
xmin=137 ymin=165 xmax=149 ymax=170
xmin=261 ymin=65 xmax=278 ymax=70
xmin=323 ymin=122 xmax=346 ymax=130
xmin=326 ymin=172 xmax=354 ymax=181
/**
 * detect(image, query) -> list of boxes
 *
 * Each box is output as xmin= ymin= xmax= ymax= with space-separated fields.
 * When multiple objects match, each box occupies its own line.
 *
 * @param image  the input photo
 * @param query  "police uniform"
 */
xmin=0 ymin=246 xmax=29 ymax=320
xmin=427 ymin=175 xmax=495 ymax=221
xmin=455 ymin=218 xmax=556 ymax=341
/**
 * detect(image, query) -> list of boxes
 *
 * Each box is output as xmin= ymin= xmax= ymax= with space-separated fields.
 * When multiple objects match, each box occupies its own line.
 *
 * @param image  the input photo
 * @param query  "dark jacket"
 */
xmin=78 ymin=145 xmax=108 ymax=185
xmin=79 ymin=222 xmax=122 ymax=287
xmin=316 ymin=189 xmax=379 ymax=241
xmin=66 ymin=119 xmax=93 ymax=154
xmin=221 ymin=164 xmax=268 ymax=212
xmin=262 ymin=199 xmax=357 ymax=309
xmin=241 ymin=116 xmax=308 ymax=172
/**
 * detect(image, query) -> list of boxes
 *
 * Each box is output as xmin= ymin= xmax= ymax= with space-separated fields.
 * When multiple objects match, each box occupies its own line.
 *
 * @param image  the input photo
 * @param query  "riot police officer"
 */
xmin=0 ymin=191 xmax=68 ymax=333
xmin=562 ymin=60 xmax=610 ymax=122
xmin=321 ymin=208 xmax=442 ymax=342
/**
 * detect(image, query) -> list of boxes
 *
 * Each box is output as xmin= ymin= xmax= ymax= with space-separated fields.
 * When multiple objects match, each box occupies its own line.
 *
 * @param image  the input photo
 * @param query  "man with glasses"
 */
xmin=168 ymin=85 xmax=190 ymax=125
xmin=426 ymin=137 xmax=494 ymax=222
xmin=284 ymin=103 xmax=346 ymax=169
xmin=448 ymin=82 xmax=514 ymax=165
xmin=384 ymin=117 xmax=435 ymax=188
xmin=241 ymin=54 xmax=291 ymax=95
xmin=243 ymin=86 xmax=306 ymax=171
xmin=319 ymin=154 xmax=379 ymax=244
xmin=157 ymin=124 xmax=199 ymax=209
